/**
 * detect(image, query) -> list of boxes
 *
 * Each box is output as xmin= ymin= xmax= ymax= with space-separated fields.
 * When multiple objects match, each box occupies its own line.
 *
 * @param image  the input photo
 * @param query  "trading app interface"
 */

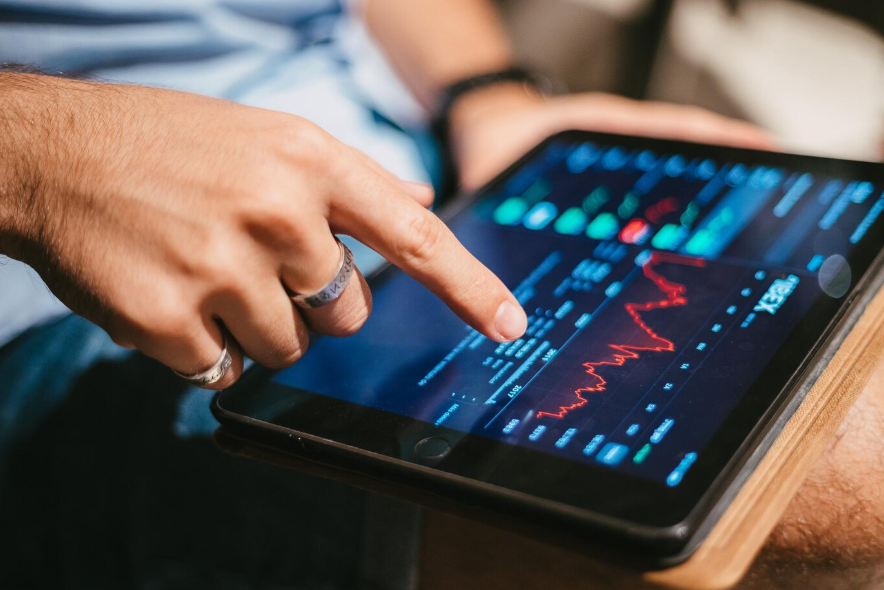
xmin=274 ymin=140 xmax=883 ymax=487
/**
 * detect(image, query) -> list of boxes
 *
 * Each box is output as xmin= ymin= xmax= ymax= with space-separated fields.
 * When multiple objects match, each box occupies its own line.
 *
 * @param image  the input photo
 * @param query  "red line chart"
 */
xmin=536 ymin=252 xmax=706 ymax=420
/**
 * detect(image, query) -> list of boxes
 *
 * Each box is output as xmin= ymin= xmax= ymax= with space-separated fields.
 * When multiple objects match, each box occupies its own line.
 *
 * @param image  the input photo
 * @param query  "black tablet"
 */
xmin=213 ymin=131 xmax=884 ymax=563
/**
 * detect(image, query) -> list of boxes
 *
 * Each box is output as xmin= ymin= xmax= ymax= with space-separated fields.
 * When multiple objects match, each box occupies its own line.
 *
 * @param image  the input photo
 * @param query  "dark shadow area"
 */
xmin=0 ymin=315 xmax=367 ymax=590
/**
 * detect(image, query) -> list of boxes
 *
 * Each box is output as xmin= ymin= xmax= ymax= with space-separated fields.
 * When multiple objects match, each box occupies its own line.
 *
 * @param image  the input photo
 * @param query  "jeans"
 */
xmin=0 ymin=314 xmax=419 ymax=590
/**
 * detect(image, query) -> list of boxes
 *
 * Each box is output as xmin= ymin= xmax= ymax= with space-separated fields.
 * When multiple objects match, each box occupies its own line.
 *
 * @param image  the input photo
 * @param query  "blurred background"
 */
xmin=500 ymin=0 xmax=882 ymax=161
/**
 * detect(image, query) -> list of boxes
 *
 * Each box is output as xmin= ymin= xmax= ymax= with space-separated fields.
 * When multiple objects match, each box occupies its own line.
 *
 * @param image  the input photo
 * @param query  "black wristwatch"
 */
xmin=431 ymin=66 xmax=549 ymax=199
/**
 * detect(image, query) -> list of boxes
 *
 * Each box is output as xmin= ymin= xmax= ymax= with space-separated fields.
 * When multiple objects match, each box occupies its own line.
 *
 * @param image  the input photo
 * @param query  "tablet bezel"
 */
xmin=213 ymin=131 xmax=884 ymax=555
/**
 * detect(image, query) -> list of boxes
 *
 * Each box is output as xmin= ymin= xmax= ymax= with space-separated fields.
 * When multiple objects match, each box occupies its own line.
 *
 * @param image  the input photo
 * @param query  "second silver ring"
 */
xmin=290 ymin=237 xmax=356 ymax=309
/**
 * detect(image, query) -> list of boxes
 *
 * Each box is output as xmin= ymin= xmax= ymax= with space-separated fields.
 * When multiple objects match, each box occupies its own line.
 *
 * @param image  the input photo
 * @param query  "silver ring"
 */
xmin=290 ymin=237 xmax=355 ymax=309
xmin=174 ymin=338 xmax=233 ymax=386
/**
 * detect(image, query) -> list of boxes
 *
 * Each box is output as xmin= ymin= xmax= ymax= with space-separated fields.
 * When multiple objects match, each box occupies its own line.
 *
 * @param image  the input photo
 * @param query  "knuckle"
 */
xmin=279 ymin=118 xmax=334 ymax=168
xmin=329 ymin=301 xmax=372 ymax=338
xmin=133 ymin=290 xmax=193 ymax=341
xmin=154 ymin=311 xmax=196 ymax=344
xmin=395 ymin=210 xmax=443 ymax=269
xmin=239 ymin=201 xmax=306 ymax=253
xmin=176 ymin=229 xmax=239 ymax=282
xmin=203 ymin=239 xmax=241 ymax=280
xmin=260 ymin=334 xmax=309 ymax=369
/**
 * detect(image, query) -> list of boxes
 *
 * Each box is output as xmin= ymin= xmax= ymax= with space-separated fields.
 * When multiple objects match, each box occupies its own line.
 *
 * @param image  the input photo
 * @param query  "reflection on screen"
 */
xmin=274 ymin=140 xmax=882 ymax=487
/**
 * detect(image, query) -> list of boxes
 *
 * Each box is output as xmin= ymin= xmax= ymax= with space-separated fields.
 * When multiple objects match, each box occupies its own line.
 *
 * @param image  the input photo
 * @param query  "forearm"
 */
xmin=0 ymin=72 xmax=140 ymax=264
xmin=364 ymin=0 xmax=515 ymax=110
xmin=364 ymin=0 xmax=544 ymax=186
xmin=0 ymin=72 xmax=91 ymax=262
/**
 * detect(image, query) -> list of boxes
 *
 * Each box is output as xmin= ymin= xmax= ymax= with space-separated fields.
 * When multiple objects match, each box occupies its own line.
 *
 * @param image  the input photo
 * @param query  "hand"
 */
xmin=760 ymin=357 xmax=884 ymax=569
xmin=0 ymin=74 xmax=528 ymax=388
xmin=447 ymin=85 xmax=776 ymax=189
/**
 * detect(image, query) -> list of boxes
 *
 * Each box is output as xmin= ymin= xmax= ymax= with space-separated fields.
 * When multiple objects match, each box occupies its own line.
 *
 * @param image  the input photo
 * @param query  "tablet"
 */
xmin=213 ymin=131 xmax=884 ymax=562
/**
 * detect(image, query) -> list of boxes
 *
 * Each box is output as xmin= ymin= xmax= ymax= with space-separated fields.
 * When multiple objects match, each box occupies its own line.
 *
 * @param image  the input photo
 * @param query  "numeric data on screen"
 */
xmin=274 ymin=139 xmax=882 ymax=487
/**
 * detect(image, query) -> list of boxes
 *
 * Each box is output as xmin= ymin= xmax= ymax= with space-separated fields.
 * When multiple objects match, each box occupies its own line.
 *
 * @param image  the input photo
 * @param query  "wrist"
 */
xmin=433 ymin=68 xmax=548 ymax=194
xmin=0 ymin=73 xmax=112 ymax=264
xmin=446 ymin=82 xmax=545 ymax=186
xmin=0 ymin=74 xmax=49 ymax=260
xmin=447 ymin=81 xmax=544 ymax=146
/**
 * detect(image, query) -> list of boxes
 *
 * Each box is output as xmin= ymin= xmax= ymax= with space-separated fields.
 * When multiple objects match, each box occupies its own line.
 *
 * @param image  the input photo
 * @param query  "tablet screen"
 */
xmin=270 ymin=135 xmax=883 ymax=489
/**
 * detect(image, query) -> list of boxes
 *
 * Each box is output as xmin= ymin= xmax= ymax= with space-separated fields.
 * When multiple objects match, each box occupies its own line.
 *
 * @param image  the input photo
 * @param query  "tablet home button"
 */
xmin=414 ymin=437 xmax=451 ymax=460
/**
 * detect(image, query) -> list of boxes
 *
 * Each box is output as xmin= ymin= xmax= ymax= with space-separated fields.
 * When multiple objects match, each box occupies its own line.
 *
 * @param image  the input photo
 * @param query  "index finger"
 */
xmin=328 ymin=154 xmax=527 ymax=343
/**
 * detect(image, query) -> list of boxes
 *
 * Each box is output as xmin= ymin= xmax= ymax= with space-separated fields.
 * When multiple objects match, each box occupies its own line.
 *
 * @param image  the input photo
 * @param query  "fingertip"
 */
xmin=737 ymin=129 xmax=779 ymax=152
xmin=493 ymin=300 xmax=528 ymax=342
xmin=722 ymin=121 xmax=779 ymax=152
xmin=756 ymin=134 xmax=781 ymax=152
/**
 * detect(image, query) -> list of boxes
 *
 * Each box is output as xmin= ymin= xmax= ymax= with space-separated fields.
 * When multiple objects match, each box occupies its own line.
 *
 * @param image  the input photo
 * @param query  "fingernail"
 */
xmin=494 ymin=301 xmax=527 ymax=342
